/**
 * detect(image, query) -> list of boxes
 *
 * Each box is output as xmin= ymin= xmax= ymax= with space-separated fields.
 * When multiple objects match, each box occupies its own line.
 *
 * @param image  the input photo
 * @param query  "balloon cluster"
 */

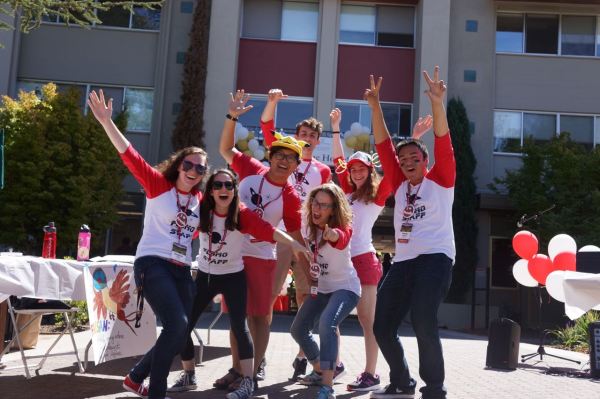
xmin=512 ymin=231 xmax=578 ymax=287
xmin=344 ymin=122 xmax=371 ymax=152
xmin=235 ymin=123 xmax=265 ymax=161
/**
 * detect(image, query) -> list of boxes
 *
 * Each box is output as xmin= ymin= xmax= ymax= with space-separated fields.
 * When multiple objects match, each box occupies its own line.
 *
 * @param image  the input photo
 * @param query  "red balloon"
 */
xmin=528 ymin=254 xmax=554 ymax=285
xmin=553 ymin=251 xmax=576 ymax=271
xmin=513 ymin=231 xmax=539 ymax=260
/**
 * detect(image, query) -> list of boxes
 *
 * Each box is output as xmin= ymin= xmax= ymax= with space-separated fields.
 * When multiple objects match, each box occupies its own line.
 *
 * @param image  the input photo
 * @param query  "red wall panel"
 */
xmin=336 ymin=44 xmax=415 ymax=103
xmin=237 ymin=38 xmax=316 ymax=97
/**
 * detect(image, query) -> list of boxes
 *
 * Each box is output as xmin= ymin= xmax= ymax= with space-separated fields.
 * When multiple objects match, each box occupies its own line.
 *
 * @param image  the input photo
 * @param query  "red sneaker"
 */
xmin=123 ymin=374 xmax=149 ymax=398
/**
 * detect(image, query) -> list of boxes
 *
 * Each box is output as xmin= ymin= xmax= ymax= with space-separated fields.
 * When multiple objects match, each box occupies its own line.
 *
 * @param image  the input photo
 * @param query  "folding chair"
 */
xmin=0 ymin=297 xmax=84 ymax=378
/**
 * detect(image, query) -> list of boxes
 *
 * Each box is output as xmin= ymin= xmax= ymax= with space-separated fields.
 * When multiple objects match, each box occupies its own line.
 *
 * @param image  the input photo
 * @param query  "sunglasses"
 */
xmin=181 ymin=160 xmax=207 ymax=174
xmin=212 ymin=181 xmax=234 ymax=191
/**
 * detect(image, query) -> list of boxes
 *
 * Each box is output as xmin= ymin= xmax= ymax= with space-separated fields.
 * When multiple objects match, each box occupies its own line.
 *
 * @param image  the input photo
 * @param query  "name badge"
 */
xmin=397 ymin=223 xmax=413 ymax=244
xmin=171 ymin=242 xmax=187 ymax=264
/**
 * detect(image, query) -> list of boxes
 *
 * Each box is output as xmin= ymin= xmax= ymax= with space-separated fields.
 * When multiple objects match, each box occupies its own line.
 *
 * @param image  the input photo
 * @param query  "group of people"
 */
xmin=87 ymin=66 xmax=456 ymax=399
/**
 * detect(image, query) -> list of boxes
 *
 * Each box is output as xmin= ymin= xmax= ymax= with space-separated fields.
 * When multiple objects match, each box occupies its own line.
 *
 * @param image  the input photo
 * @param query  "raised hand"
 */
xmin=322 ymin=224 xmax=339 ymax=243
xmin=228 ymin=90 xmax=253 ymax=119
xmin=363 ymin=75 xmax=383 ymax=109
xmin=423 ymin=66 xmax=446 ymax=105
xmin=87 ymin=90 xmax=113 ymax=126
xmin=267 ymin=88 xmax=288 ymax=104
xmin=412 ymin=115 xmax=433 ymax=140
xmin=330 ymin=108 xmax=342 ymax=132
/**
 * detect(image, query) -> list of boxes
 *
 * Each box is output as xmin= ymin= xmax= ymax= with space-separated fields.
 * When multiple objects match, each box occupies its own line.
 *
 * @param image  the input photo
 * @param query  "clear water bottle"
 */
xmin=42 ymin=222 xmax=57 ymax=259
xmin=77 ymin=224 xmax=91 ymax=261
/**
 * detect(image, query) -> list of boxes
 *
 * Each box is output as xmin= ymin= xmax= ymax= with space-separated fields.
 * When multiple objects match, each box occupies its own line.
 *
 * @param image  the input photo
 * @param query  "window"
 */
xmin=561 ymin=15 xmax=595 ymax=56
xmin=242 ymin=0 xmax=318 ymax=42
xmin=494 ymin=110 xmax=600 ymax=153
xmin=43 ymin=1 xmax=161 ymax=31
xmin=497 ymin=12 xmax=600 ymax=56
xmin=496 ymin=13 xmax=524 ymax=53
xmin=124 ymin=88 xmax=154 ymax=132
xmin=336 ymin=100 xmax=412 ymax=138
xmin=490 ymin=237 xmax=519 ymax=289
xmin=493 ymin=111 xmax=521 ymax=153
xmin=237 ymin=96 xmax=314 ymax=136
xmin=340 ymin=3 xmax=414 ymax=48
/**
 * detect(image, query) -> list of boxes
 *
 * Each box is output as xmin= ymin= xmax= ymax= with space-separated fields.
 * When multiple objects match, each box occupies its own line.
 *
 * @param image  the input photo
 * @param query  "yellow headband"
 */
xmin=270 ymin=131 xmax=310 ymax=158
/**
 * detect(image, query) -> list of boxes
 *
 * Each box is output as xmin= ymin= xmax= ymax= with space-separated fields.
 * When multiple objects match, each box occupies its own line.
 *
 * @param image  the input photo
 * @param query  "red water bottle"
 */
xmin=42 ymin=222 xmax=57 ymax=258
xmin=77 ymin=224 xmax=91 ymax=261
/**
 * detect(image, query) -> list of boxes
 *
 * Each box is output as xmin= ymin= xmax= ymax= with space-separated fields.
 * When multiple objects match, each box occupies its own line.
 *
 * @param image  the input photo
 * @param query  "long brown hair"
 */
xmin=156 ymin=146 xmax=208 ymax=191
xmin=347 ymin=164 xmax=381 ymax=204
xmin=304 ymin=183 xmax=352 ymax=243
xmin=199 ymin=169 xmax=241 ymax=232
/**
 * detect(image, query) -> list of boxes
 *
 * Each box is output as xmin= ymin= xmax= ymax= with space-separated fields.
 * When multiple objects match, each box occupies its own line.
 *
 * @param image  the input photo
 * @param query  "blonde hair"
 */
xmin=303 ymin=183 xmax=352 ymax=243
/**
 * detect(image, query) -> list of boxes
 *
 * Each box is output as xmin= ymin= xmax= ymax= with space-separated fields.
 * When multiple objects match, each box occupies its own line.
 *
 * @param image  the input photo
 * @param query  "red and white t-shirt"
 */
xmin=261 ymin=119 xmax=331 ymax=201
xmin=196 ymin=206 xmax=276 ymax=275
xmin=231 ymin=151 xmax=302 ymax=260
xmin=334 ymin=156 xmax=393 ymax=257
xmin=304 ymin=226 xmax=361 ymax=296
xmin=375 ymin=134 xmax=456 ymax=263
xmin=120 ymin=145 xmax=202 ymax=265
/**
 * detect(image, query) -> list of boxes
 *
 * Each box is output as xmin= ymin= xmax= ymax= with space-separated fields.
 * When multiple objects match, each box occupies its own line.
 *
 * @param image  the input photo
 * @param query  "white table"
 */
xmin=562 ymin=271 xmax=600 ymax=320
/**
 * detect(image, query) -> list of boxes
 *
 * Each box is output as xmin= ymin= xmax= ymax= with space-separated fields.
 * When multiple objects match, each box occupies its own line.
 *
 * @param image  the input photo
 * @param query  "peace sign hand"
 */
xmin=423 ymin=66 xmax=446 ymax=105
xmin=363 ymin=75 xmax=383 ymax=109
xmin=228 ymin=90 xmax=253 ymax=119
xmin=322 ymin=224 xmax=339 ymax=243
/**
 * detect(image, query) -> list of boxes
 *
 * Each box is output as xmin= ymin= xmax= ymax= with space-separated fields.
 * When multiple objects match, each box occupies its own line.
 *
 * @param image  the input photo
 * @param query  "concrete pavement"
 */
xmin=0 ymin=312 xmax=598 ymax=399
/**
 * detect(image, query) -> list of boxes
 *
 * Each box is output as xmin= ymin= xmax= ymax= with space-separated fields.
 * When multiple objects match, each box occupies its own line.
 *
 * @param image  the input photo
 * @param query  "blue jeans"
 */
xmin=129 ymin=256 xmax=196 ymax=399
xmin=290 ymin=289 xmax=359 ymax=370
xmin=373 ymin=253 xmax=452 ymax=399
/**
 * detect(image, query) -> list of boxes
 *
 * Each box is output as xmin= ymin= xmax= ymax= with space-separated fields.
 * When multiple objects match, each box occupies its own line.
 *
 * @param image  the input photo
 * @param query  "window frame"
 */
xmin=339 ymin=2 xmax=416 ymax=49
xmin=335 ymin=98 xmax=413 ymax=139
xmin=495 ymin=11 xmax=600 ymax=58
xmin=493 ymin=109 xmax=600 ymax=155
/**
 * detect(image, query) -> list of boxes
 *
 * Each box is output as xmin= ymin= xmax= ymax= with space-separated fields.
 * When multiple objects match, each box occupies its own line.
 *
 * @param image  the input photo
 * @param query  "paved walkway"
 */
xmin=1 ymin=312 xmax=598 ymax=398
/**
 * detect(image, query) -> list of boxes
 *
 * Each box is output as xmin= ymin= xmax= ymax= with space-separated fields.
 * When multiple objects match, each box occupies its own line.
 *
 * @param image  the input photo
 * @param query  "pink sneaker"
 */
xmin=123 ymin=374 xmax=149 ymax=398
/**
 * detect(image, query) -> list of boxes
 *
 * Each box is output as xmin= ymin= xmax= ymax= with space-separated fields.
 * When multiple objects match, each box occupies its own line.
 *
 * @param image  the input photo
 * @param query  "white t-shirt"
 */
xmin=196 ymin=206 xmax=276 ymax=274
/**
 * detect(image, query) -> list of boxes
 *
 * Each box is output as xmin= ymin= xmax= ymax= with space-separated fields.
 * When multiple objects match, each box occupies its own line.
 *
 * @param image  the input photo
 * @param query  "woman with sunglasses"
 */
xmin=168 ymin=169 xmax=309 ymax=399
xmin=88 ymin=90 xmax=206 ymax=399
xmin=329 ymin=109 xmax=432 ymax=392
xmin=290 ymin=183 xmax=360 ymax=399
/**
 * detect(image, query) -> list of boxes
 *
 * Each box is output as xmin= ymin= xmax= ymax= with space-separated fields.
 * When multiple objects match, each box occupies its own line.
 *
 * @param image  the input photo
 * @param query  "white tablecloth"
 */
xmin=563 ymin=271 xmax=600 ymax=320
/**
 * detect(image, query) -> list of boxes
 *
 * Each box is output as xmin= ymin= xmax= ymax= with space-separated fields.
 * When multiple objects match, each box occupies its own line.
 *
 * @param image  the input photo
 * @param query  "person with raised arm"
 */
xmin=88 ymin=90 xmax=207 ymax=399
xmin=216 ymin=90 xmax=307 ymax=392
xmin=260 ymin=88 xmax=332 ymax=381
xmin=290 ymin=183 xmax=360 ymax=399
xmin=329 ymin=108 xmax=432 ymax=392
xmin=168 ymin=169 xmax=310 ymax=399
xmin=367 ymin=68 xmax=456 ymax=399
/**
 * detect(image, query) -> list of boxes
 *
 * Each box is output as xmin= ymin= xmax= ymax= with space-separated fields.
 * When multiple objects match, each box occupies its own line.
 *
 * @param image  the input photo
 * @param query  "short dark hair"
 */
xmin=395 ymin=138 xmax=429 ymax=159
xmin=295 ymin=117 xmax=323 ymax=137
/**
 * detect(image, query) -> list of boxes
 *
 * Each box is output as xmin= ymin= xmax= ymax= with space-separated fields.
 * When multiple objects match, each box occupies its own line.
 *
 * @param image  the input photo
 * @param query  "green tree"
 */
xmin=0 ymin=83 xmax=127 ymax=256
xmin=0 ymin=0 xmax=162 ymax=33
xmin=447 ymin=98 xmax=478 ymax=303
xmin=492 ymin=133 xmax=600 ymax=248
xmin=171 ymin=0 xmax=211 ymax=150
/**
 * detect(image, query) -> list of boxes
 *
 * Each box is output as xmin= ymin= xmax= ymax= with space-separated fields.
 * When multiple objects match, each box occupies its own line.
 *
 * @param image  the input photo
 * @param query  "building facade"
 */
xmin=2 ymin=0 xmax=600 ymax=327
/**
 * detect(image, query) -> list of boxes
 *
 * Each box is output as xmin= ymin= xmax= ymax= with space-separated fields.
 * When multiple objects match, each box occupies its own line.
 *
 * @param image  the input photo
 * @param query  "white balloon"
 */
xmin=513 ymin=259 xmax=538 ymax=287
xmin=579 ymin=245 xmax=600 ymax=252
xmin=248 ymin=138 xmax=259 ymax=151
xmin=237 ymin=126 xmax=249 ymax=141
xmin=548 ymin=234 xmax=577 ymax=261
xmin=344 ymin=129 xmax=355 ymax=137
xmin=253 ymin=148 xmax=265 ymax=160
xmin=361 ymin=125 xmax=371 ymax=134
xmin=545 ymin=271 xmax=566 ymax=302
xmin=350 ymin=122 xmax=362 ymax=134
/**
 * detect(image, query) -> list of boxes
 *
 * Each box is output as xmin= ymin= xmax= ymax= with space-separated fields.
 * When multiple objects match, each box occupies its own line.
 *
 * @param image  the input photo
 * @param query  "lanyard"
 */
xmin=295 ymin=159 xmax=312 ymax=185
xmin=403 ymin=182 xmax=422 ymax=220
xmin=175 ymin=191 xmax=193 ymax=243
xmin=253 ymin=175 xmax=284 ymax=215
xmin=207 ymin=212 xmax=228 ymax=263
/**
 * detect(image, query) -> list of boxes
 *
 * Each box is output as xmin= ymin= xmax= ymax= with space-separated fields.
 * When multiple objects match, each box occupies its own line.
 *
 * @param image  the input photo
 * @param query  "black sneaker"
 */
xmin=290 ymin=357 xmax=308 ymax=381
xmin=255 ymin=358 xmax=266 ymax=381
xmin=370 ymin=384 xmax=415 ymax=398
xmin=167 ymin=371 xmax=197 ymax=392
xmin=333 ymin=362 xmax=346 ymax=382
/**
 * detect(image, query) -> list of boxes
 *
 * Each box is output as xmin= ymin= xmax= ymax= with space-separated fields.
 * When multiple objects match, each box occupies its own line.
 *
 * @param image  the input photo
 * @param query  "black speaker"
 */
xmin=486 ymin=318 xmax=520 ymax=370
xmin=589 ymin=321 xmax=600 ymax=378
xmin=576 ymin=252 xmax=600 ymax=274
